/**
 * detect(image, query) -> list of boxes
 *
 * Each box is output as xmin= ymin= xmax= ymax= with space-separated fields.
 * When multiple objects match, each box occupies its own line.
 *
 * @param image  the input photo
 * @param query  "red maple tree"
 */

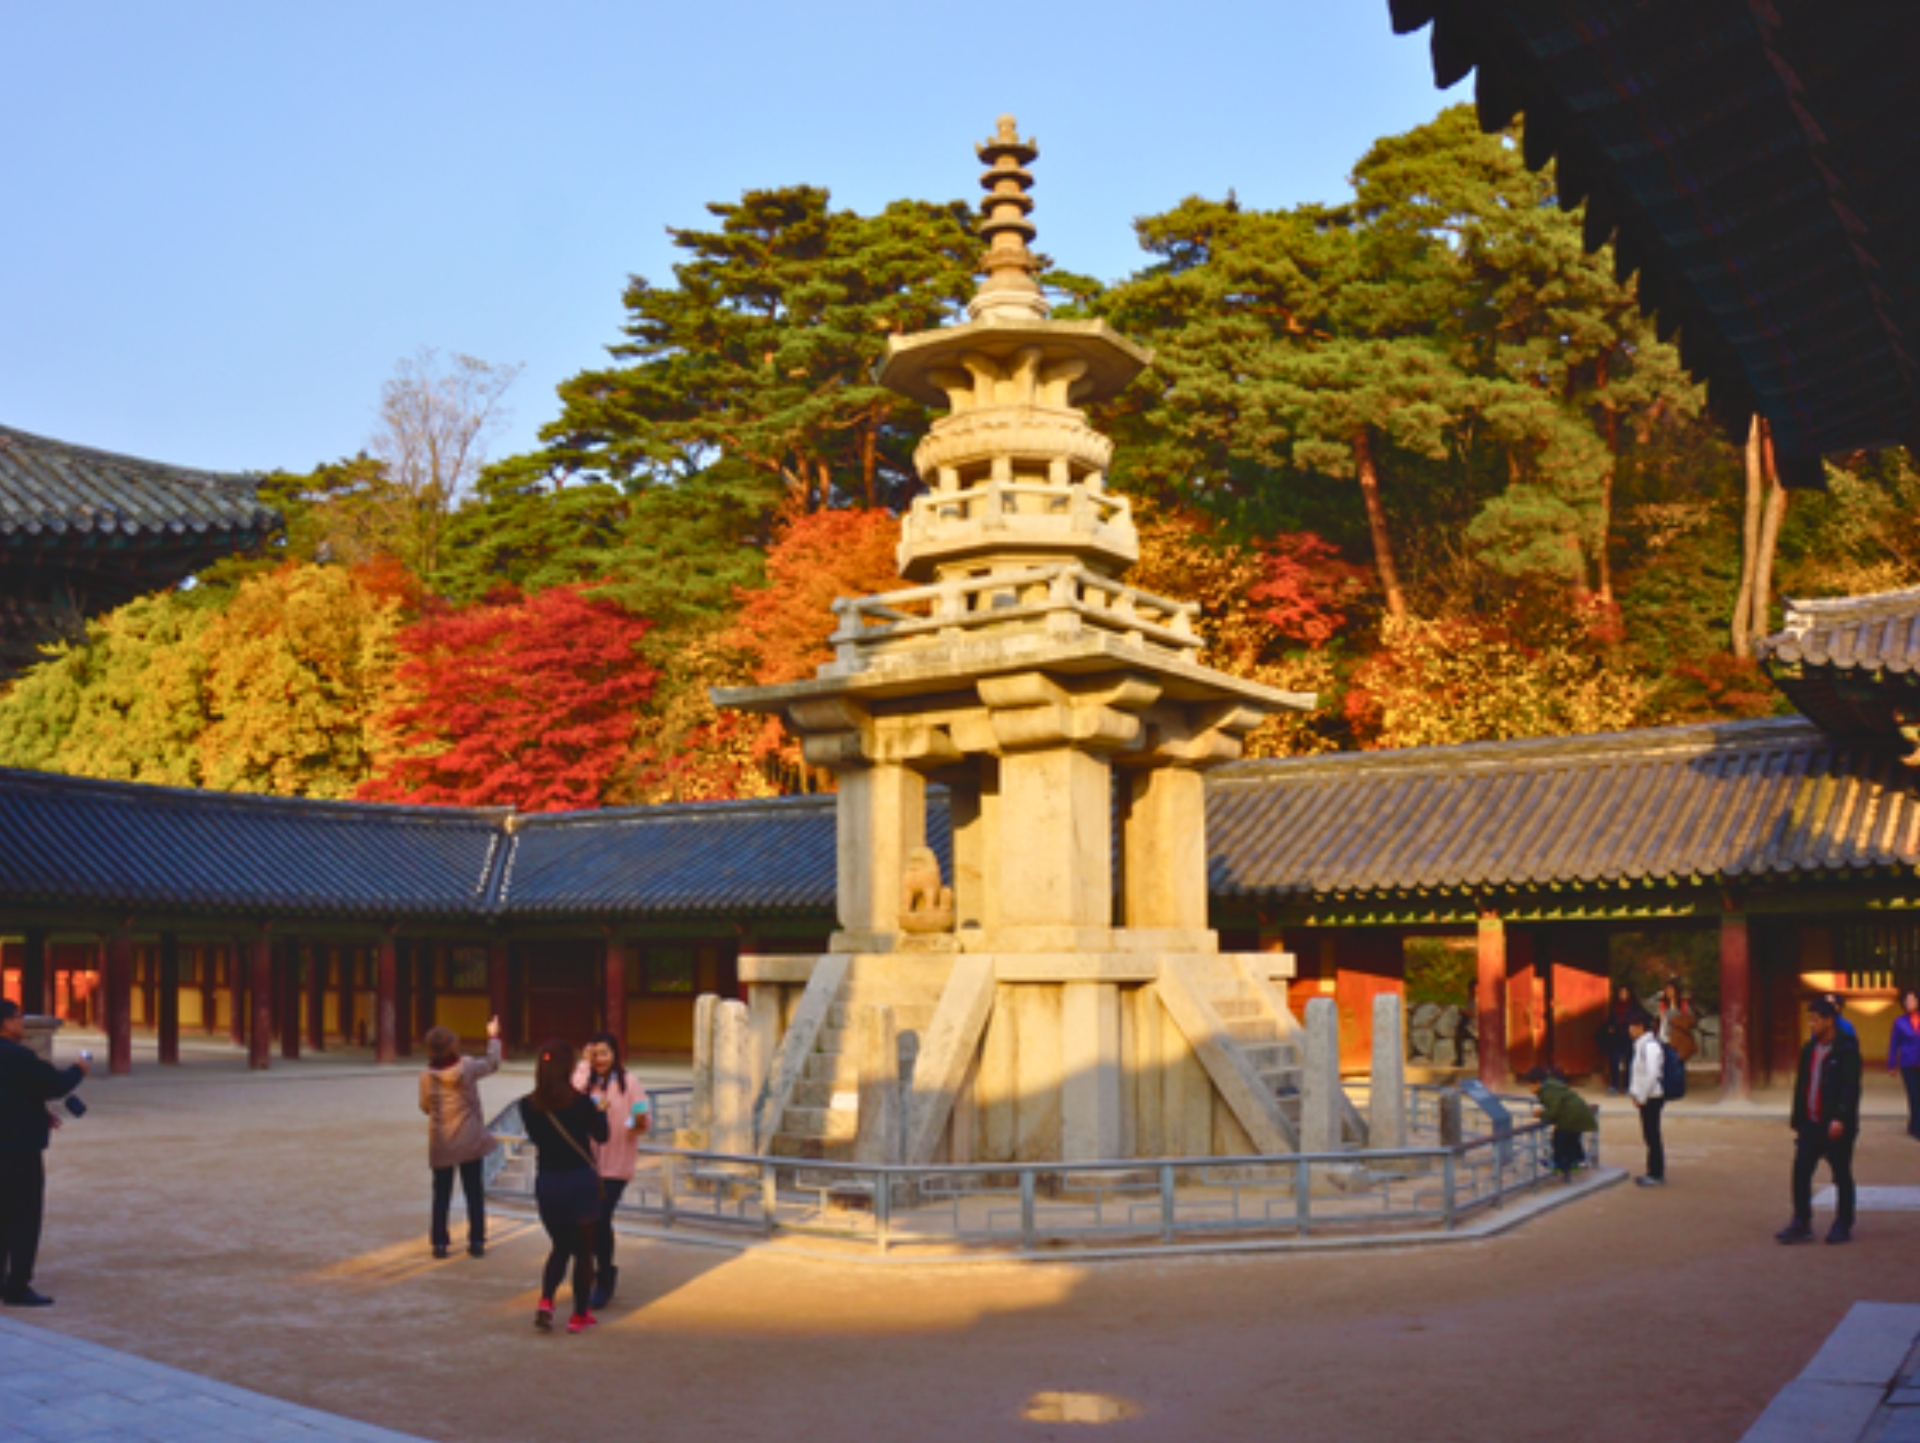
xmin=726 ymin=507 xmax=904 ymax=686
xmin=359 ymin=584 xmax=657 ymax=811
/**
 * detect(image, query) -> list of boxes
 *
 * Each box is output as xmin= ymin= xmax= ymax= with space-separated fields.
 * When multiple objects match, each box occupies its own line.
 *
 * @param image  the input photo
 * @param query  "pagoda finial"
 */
xmin=970 ymin=114 xmax=1047 ymax=323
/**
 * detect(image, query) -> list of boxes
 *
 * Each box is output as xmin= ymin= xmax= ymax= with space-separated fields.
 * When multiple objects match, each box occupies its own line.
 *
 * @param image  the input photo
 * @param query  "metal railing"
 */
xmin=485 ymin=1086 xmax=1603 ymax=1256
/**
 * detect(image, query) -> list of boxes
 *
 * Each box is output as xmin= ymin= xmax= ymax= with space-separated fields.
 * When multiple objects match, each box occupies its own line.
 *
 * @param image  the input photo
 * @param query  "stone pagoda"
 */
xmin=715 ymin=119 xmax=1341 ymax=1167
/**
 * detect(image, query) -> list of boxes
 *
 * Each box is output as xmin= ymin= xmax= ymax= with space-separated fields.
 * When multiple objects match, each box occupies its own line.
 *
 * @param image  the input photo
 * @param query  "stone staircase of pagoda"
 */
xmin=767 ymin=957 xmax=946 ymax=1161
xmin=1196 ymin=969 xmax=1306 ymax=1146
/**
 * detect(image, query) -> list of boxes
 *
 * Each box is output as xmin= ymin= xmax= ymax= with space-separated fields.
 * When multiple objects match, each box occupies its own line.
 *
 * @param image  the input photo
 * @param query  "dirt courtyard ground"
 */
xmin=12 ymin=1039 xmax=1919 ymax=1443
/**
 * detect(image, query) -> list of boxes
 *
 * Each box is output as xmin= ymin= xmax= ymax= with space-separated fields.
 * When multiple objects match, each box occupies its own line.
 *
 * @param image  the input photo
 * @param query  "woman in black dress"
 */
xmin=519 ymin=1038 xmax=609 ymax=1333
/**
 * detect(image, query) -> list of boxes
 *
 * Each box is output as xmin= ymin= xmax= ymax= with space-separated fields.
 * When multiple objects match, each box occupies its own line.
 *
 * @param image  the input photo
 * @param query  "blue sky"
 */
xmin=0 ymin=3 xmax=1452 ymax=476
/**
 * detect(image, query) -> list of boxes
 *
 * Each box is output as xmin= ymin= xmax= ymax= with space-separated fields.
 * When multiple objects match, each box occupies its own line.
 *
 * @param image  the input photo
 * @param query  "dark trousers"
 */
xmin=594 ymin=1178 xmax=628 ymax=1274
xmin=1639 ymin=1099 xmax=1665 ymax=1180
xmin=431 ymin=1159 xmax=486 ymax=1252
xmin=1551 ymin=1128 xmax=1587 ymax=1174
xmin=535 ymin=1172 xmax=599 ymax=1317
xmin=1902 ymin=1068 xmax=1920 ymax=1138
xmin=0 ymin=1151 xmax=46 ymax=1295
xmin=1792 ymin=1122 xmax=1857 ymax=1228
xmin=1606 ymin=1037 xmax=1633 ymax=1092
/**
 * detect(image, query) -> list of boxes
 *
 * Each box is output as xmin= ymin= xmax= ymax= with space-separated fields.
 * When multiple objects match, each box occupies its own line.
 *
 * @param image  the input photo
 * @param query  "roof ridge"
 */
xmin=1211 ymin=716 xmax=1826 ymax=785
xmin=511 ymin=792 xmax=841 ymax=828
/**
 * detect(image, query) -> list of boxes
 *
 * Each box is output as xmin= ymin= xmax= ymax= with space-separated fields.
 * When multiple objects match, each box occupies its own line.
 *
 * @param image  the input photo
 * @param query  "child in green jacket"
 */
xmin=1521 ymin=1066 xmax=1597 ymax=1179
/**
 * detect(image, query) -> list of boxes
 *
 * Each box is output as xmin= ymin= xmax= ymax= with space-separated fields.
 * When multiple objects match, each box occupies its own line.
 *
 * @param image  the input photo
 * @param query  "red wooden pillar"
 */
xmin=249 ymin=934 xmax=274 ymax=1070
xmin=395 ymin=936 xmax=418 ymax=1059
xmin=306 ymin=942 xmax=326 ymax=1052
xmin=230 ymin=942 xmax=248 ymax=1048
xmin=157 ymin=932 xmax=180 ymax=1066
xmin=604 ymin=936 xmax=628 ymax=1046
xmin=375 ymin=934 xmax=399 ymax=1064
xmin=140 ymin=944 xmax=158 ymax=1034
xmin=337 ymin=945 xmax=357 ymax=1048
xmin=489 ymin=940 xmax=511 ymax=1057
xmin=413 ymin=942 xmax=437 ymax=1045
xmin=200 ymin=945 xmax=219 ymax=1036
xmin=1721 ymin=910 xmax=1752 ymax=1100
xmin=280 ymin=939 xmax=301 ymax=1062
xmin=1476 ymin=910 xmax=1509 ymax=1088
xmin=104 ymin=931 xmax=135 ymax=1076
xmin=20 ymin=930 xmax=47 ymax=1017
xmin=1505 ymin=928 xmax=1540 ymax=1076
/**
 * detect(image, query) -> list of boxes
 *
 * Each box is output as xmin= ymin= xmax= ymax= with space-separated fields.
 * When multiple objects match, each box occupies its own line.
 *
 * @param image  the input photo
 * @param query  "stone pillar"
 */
xmin=835 ymin=761 xmax=926 ymax=944
xmin=1301 ymin=996 xmax=1341 ymax=1153
xmin=947 ymin=763 xmax=1000 ymax=932
xmin=1060 ymin=981 xmax=1121 ymax=1161
xmin=746 ymin=983 xmax=781 ymax=1106
xmin=104 ymin=931 xmax=134 ymax=1076
xmin=374 ymin=935 xmax=398 ymax=1064
xmin=603 ymin=938 xmax=627 ymax=1045
xmin=853 ymin=1004 xmax=903 ymax=1165
xmin=157 ymin=932 xmax=180 ymax=1066
xmin=996 ymin=746 xmax=1111 ymax=935
xmin=711 ymin=999 xmax=754 ymax=1156
xmin=689 ymin=992 xmax=718 ymax=1141
xmin=249 ymin=934 xmax=274 ymax=1071
xmin=1720 ymin=911 xmax=1752 ymax=1101
xmin=20 ymin=929 xmax=47 ymax=1017
xmin=1370 ymin=992 xmax=1407 ymax=1150
xmin=1475 ymin=912 xmax=1509 ymax=1088
xmin=1122 ymin=765 xmax=1208 ymax=931
xmin=279 ymin=938 xmax=301 ymax=1062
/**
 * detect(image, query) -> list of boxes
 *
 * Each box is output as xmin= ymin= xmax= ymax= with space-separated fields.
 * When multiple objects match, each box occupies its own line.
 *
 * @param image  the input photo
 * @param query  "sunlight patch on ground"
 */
xmin=303 ymin=1223 xmax=541 ymax=1289
xmin=1022 ymin=1392 xmax=1141 ymax=1424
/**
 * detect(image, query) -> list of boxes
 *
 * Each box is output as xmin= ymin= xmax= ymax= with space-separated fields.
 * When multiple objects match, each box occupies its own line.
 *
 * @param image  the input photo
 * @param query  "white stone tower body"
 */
xmin=717 ymin=120 xmax=1326 ymax=1165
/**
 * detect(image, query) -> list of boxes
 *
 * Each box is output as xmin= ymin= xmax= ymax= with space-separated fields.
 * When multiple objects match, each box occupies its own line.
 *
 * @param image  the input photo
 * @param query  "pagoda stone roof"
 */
xmin=1389 ymin=0 xmax=1920 ymax=485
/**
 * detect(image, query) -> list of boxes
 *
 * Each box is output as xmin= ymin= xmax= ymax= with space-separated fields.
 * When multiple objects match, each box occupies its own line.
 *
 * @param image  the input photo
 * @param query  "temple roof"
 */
xmin=1389 ymin=0 xmax=1920 ymax=485
xmin=1209 ymin=716 xmax=1920 ymax=901
xmin=0 ymin=425 xmax=278 ymax=545
xmin=0 ymin=716 xmax=1911 ymax=922
xmin=1757 ymin=588 xmax=1920 ymax=741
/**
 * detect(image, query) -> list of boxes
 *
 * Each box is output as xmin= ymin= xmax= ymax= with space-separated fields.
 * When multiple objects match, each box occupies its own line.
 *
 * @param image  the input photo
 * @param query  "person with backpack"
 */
xmin=1627 ymin=1009 xmax=1668 ymax=1187
xmin=1521 ymin=1066 xmax=1597 ymax=1179
xmin=1778 ymin=996 xmax=1862 ymax=1245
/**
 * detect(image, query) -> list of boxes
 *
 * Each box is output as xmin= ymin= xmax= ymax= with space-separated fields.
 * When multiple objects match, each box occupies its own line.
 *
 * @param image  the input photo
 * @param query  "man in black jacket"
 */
xmin=0 ymin=999 xmax=88 ymax=1305
xmin=1777 ymin=996 xmax=1861 ymax=1246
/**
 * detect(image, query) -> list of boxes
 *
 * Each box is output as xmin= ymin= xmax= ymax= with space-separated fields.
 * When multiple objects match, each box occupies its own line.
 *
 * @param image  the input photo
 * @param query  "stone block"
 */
xmin=1060 ymin=981 xmax=1121 ymax=1161
xmin=1370 ymin=993 xmax=1408 ymax=1150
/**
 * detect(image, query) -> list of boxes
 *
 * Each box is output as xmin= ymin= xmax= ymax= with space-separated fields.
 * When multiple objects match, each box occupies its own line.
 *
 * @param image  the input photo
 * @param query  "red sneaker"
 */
xmin=567 ymin=1311 xmax=598 ymax=1334
xmin=534 ymin=1299 xmax=554 ymax=1331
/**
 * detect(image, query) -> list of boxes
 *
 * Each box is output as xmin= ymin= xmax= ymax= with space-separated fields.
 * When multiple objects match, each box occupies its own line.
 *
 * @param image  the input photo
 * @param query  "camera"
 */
xmin=62 ymin=1095 xmax=86 ymax=1119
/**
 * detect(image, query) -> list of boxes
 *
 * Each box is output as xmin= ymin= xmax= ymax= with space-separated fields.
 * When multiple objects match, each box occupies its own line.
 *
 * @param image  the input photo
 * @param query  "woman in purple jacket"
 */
xmin=1889 ymin=991 xmax=1920 ymax=1139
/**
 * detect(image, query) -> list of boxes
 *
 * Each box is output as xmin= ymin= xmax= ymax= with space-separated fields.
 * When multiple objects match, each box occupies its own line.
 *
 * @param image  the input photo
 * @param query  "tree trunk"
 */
xmin=1730 ymin=415 xmax=1765 ymax=658
xmin=1751 ymin=421 xmax=1790 ymax=649
xmin=1596 ymin=353 xmax=1617 ymax=607
xmin=1352 ymin=428 xmax=1409 ymax=622
xmin=862 ymin=408 xmax=879 ymax=509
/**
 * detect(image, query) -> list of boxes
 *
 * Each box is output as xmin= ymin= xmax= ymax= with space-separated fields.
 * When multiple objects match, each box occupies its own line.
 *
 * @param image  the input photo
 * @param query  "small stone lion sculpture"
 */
xmin=898 ymin=846 xmax=955 ymax=933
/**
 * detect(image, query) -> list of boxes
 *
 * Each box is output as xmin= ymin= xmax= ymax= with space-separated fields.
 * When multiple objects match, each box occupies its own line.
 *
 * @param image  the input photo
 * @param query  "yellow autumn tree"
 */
xmin=197 ymin=563 xmax=408 ymax=797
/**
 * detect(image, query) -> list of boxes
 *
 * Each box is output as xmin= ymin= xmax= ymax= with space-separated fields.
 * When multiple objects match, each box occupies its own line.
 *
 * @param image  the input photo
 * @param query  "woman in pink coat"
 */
xmin=572 ymin=1030 xmax=649 ymax=1309
xmin=419 ymin=1016 xmax=501 ymax=1259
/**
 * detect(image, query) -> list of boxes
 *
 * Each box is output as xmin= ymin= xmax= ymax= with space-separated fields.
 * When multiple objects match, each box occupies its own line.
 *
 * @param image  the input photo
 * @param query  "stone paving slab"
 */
xmin=1740 ymin=1302 xmax=1920 ymax=1443
xmin=0 ymin=1316 xmax=432 ymax=1443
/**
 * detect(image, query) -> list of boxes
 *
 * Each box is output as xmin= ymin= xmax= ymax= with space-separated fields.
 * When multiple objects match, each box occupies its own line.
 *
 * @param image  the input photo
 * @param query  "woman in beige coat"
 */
xmin=420 ymin=1016 xmax=502 ymax=1259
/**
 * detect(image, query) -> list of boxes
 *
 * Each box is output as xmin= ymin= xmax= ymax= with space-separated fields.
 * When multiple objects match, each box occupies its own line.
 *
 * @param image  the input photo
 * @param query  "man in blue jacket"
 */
xmin=1778 ymin=996 xmax=1862 ymax=1246
xmin=0 ymin=999 xmax=88 ymax=1305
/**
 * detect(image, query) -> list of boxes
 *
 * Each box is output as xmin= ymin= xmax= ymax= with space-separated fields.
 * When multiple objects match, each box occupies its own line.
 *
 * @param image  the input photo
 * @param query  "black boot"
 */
xmin=589 ymin=1264 xmax=618 ymax=1311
